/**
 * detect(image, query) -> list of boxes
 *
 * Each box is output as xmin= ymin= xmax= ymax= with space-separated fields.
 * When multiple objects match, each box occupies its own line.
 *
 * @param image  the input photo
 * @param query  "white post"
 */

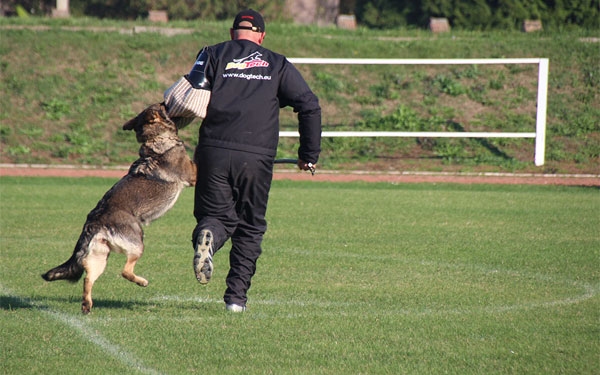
xmin=53 ymin=0 xmax=70 ymax=17
xmin=57 ymin=0 xmax=69 ymax=11
xmin=535 ymin=58 xmax=549 ymax=166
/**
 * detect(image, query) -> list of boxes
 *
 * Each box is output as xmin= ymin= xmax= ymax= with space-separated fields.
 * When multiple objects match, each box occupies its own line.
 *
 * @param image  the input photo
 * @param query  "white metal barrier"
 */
xmin=281 ymin=58 xmax=549 ymax=166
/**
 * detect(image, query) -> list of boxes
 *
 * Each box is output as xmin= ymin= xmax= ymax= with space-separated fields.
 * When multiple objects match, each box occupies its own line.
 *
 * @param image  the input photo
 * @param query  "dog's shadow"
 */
xmin=1 ymin=295 xmax=209 ymax=313
xmin=0 ymin=295 xmax=35 ymax=310
xmin=83 ymin=298 xmax=149 ymax=311
xmin=1 ymin=295 xmax=142 ymax=311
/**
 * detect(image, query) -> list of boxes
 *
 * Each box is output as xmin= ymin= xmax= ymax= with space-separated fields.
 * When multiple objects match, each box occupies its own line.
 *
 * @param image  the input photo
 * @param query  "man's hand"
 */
xmin=297 ymin=160 xmax=316 ymax=175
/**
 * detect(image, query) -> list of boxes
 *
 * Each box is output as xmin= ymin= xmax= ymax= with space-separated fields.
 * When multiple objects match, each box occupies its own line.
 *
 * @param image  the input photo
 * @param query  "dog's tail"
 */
xmin=41 ymin=228 xmax=92 ymax=282
xmin=41 ymin=252 xmax=83 ymax=282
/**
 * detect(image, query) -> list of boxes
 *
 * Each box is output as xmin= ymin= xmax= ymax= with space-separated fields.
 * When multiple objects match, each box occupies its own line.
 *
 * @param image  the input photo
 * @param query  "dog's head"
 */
xmin=122 ymin=103 xmax=177 ymax=143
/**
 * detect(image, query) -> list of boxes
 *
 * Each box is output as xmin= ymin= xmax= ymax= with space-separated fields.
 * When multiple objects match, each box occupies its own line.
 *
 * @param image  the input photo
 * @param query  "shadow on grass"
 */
xmin=1 ymin=294 xmax=211 ymax=313
xmin=447 ymin=120 xmax=514 ymax=160
xmin=0 ymin=294 xmax=145 ymax=311
xmin=0 ymin=295 xmax=34 ymax=310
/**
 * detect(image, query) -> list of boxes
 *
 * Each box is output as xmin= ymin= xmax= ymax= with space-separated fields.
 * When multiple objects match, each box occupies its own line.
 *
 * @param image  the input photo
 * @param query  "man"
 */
xmin=163 ymin=9 xmax=322 ymax=312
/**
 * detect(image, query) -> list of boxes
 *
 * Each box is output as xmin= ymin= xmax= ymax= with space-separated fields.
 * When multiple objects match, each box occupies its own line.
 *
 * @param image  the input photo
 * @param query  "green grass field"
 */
xmin=1 ymin=177 xmax=598 ymax=374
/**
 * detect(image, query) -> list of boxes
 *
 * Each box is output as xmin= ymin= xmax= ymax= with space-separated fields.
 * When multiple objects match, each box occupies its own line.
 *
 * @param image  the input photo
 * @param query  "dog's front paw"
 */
xmin=129 ymin=158 xmax=158 ymax=176
xmin=82 ymin=301 xmax=92 ymax=314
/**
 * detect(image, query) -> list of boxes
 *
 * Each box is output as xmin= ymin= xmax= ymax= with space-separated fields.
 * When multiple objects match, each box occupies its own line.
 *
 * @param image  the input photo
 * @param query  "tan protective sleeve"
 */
xmin=164 ymin=77 xmax=211 ymax=127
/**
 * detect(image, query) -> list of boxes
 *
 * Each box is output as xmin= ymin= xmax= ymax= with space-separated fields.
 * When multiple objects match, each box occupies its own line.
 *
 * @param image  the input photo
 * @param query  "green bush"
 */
xmin=353 ymin=0 xmax=599 ymax=30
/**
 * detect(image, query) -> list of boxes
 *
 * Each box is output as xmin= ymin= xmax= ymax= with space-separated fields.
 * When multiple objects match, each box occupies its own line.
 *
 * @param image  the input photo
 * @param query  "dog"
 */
xmin=42 ymin=103 xmax=197 ymax=314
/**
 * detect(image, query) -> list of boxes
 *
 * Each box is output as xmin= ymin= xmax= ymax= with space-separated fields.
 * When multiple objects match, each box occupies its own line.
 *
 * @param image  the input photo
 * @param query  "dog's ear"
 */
xmin=148 ymin=104 xmax=164 ymax=124
xmin=123 ymin=107 xmax=148 ymax=131
xmin=155 ymin=102 xmax=178 ymax=132
xmin=123 ymin=103 xmax=161 ymax=131
xmin=158 ymin=102 xmax=169 ymax=119
xmin=122 ymin=116 xmax=138 ymax=131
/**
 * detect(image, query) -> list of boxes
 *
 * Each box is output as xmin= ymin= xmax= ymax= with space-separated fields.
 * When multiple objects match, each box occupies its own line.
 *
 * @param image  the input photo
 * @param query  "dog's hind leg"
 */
xmin=122 ymin=252 xmax=149 ymax=287
xmin=81 ymin=236 xmax=110 ymax=314
xmin=110 ymin=227 xmax=149 ymax=287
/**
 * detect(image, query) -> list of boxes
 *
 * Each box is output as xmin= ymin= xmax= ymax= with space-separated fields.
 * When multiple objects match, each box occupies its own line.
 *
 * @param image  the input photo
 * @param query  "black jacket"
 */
xmin=195 ymin=39 xmax=321 ymax=163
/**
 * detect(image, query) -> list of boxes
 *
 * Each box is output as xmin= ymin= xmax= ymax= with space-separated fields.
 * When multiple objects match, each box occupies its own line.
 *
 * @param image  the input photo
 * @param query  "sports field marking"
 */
xmin=0 ymin=284 xmax=164 ymax=375
xmin=141 ymin=259 xmax=597 ymax=320
xmin=146 ymin=280 xmax=595 ymax=319
xmin=129 ymin=250 xmax=599 ymax=319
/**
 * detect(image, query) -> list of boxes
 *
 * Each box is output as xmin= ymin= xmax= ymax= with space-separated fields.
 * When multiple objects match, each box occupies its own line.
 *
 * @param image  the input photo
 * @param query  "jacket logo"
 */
xmin=225 ymin=52 xmax=269 ymax=70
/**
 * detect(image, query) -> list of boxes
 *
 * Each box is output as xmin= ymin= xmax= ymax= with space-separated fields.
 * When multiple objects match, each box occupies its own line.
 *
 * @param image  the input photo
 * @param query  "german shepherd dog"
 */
xmin=42 ymin=103 xmax=196 ymax=314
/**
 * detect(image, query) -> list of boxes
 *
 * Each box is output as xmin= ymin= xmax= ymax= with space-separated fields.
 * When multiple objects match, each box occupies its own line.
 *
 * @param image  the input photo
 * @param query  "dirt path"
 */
xmin=1 ymin=164 xmax=598 ymax=186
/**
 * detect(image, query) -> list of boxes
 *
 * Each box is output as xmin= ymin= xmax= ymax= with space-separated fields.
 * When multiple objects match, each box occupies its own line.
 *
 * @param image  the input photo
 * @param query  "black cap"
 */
xmin=232 ymin=9 xmax=265 ymax=33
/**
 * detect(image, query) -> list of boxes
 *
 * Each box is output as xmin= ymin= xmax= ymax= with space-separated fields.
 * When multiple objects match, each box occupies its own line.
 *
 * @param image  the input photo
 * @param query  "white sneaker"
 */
xmin=226 ymin=303 xmax=246 ymax=312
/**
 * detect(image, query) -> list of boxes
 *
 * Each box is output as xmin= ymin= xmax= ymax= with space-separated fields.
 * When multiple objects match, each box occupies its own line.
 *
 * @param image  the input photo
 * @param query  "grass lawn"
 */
xmin=1 ymin=21 xmax=598 ymax=174
xmin=1 ymin=177 xmax=598 ymax=374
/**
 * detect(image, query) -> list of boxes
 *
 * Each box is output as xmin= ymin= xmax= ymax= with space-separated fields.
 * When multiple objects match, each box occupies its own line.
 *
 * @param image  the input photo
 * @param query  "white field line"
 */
xmin=144 ymin=254 xmax=598 ymax=318
xmin=4 ymin=257 xmax=597 ymax=322
xmin=147 ymin=282 xmax=596 ymax=318
xmin=99 ymin=253 xmax=599 ymax=320
xmin=84 ymin=283 xmax=597 ymax=323
xmin=0 ymin=284 xmax=164 ymax=375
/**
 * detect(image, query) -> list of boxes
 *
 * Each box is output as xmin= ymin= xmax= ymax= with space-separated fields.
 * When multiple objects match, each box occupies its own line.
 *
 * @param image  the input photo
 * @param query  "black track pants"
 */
xmin=193 ymin=146 xmax=273 ymax=306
